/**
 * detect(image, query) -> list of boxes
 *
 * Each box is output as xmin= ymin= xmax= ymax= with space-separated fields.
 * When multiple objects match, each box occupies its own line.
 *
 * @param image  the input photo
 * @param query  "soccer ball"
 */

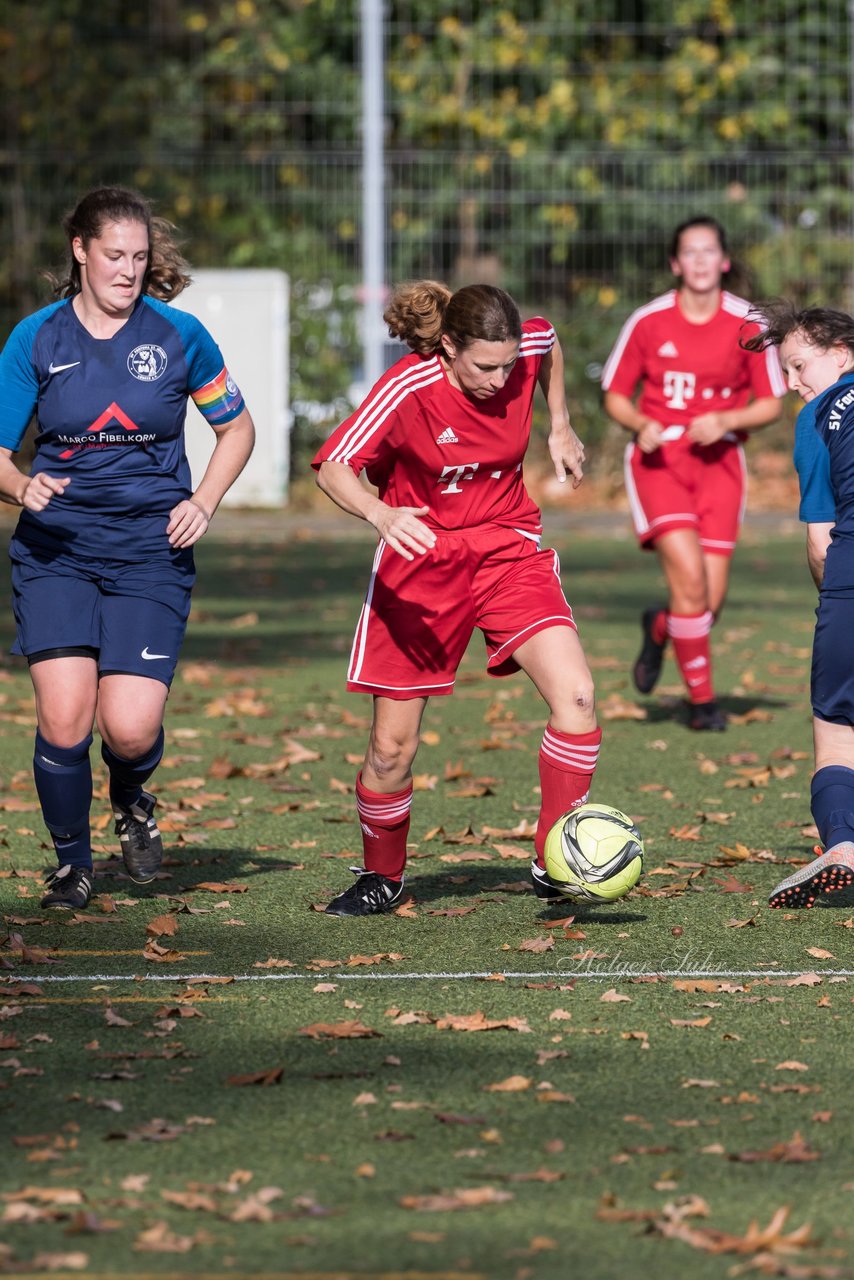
xmin=543 ymin=803 xmax=644 ymax=903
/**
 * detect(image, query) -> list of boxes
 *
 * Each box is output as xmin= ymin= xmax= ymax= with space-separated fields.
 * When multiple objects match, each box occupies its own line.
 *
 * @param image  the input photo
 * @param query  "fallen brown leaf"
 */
xmin=517 ymin=935 xmax=555 ymax=953
xmin=434 ymin=1011 xmax=532 ymax=1033
xmin=194 ymin=882 xmax=248 ymax=893
xmin=226 ymin=1067 xmax=283 ymax=1087
xmin=298 ymin=1021 xmax=381 ymax=1040
xmin=399 ymin=1186 xmax=514 ymax=1212
xmin=145 ymin=914 xmax=179 ymax=939
xmin=730 ymin=1131 xmax=820 ymax=1164
xmin=346 ymin=952 xmax=404 ymax=966
xmin=482 ymin=1075 xmax=531 ymax=1092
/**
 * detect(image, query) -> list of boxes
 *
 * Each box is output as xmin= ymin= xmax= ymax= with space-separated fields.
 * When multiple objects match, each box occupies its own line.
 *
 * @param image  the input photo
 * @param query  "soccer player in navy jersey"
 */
xmin=313 ymin=280 xmax=594 ymax=915
xmin=602 ymin=218 xmax=785 ymax=731
xmin=743 ymin=303 xmax=854 ymax=908
xmin=0 ymin=187 xmax=255 ymax=910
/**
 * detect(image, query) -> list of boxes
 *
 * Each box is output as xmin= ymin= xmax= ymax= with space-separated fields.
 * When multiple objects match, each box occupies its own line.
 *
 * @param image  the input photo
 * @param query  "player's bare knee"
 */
xmin=573 ymin=680 xmax=596 ymax=716
xmin=674 ymin=585 xmax=708 ymax=615
xmin=102 ymin=730 xmax=160 ymax=762
xmin=39 ymin=724 xmax=90 ymax=751
xmin=366 ymin=735 xmax=418 ymax=783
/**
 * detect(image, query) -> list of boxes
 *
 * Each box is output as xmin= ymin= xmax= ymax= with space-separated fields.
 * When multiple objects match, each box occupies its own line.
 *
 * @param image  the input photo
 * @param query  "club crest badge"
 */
xmin=128 ymin=344 xmax=168 ymax=382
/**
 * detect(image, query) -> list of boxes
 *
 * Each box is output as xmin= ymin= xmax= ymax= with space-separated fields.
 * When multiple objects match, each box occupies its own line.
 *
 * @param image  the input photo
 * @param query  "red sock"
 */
xmin=651 ymin=609 xmax=668 ymax=646
xmin=355 ymin=772 xmax=412 ymax=880
xmin=667 ymin=610 xmax=714 ymax=704
xmin=535 ymin=726 xmax=602 ymax=866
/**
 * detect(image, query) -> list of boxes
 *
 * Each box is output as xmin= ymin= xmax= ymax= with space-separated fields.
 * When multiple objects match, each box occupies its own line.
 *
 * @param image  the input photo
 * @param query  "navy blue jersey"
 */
xmin=807 ymin=371 xmax=854 ymax=593
xmin=0 ymin=295 xmax=244 ymax=557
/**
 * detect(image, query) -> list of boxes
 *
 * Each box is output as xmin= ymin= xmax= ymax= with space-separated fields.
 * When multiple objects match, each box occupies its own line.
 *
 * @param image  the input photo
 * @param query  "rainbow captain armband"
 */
xmin=191 ymin=367 xmax=245 ymax=425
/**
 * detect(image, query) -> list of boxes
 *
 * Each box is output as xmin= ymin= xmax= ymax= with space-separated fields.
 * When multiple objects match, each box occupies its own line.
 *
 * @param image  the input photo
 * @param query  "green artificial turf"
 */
xmin=1 ymin=519 xmax=851 ymax=1280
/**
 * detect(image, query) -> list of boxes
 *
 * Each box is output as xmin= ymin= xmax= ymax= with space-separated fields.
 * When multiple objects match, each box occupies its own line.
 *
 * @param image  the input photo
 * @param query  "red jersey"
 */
xmin=313 ymin=318 xmax=555 ymax=534
xmin=601 ymin=290 xmax=785 ymax=427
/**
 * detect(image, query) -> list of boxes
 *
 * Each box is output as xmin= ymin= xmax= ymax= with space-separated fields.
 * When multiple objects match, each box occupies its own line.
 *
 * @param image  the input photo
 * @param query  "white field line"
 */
xmin=9 ymin=967 xmax=854 ymax=984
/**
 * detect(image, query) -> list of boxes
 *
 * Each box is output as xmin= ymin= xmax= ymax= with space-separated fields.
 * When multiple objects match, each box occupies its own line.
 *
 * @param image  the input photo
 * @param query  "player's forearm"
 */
xmin=537 ymin=341 xmax=571 ymax=428
xmin=807 ymin=522 xmax=833 ymax=589
xmin=315 ymin=459 xmax=386 ymax=527
xmin=603 ymin=391 xmax=652 ymax=434
xmin=192 ymin=410 xmax=256 ymax=517
xmin=714 ymin=396 xmax=782 ymax=434
xmin=0 ymin=450 xmax=31 ymax=505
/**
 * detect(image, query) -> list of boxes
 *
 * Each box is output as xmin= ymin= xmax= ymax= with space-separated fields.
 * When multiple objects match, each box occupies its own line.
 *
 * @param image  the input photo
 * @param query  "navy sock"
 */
xmin=810 ymin=765 xmax=854 ymax=848
xmin=102 ymin=728 xmax=164 ymax=811
xmin=33 ymin=731 xmax=93 ymax=870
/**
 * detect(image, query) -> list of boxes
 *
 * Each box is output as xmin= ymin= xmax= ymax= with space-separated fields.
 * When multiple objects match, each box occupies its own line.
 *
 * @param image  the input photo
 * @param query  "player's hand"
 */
xmin=686 ymin=412 xmax=729 ymax=446
xmin=167 ymin=498 xmax=211 ymax=548
xmin=22 ymin=473 xmax=70 ymax=512
xmin=371 ymin=504 xmax=436 ymax=561
xmin=635 ymin=420 xmax=665 ymax=454
xmin=549 ymin=422 xmax=585 ymax=488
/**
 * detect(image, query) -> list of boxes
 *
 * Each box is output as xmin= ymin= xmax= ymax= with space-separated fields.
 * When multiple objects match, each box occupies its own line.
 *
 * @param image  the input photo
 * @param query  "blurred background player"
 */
xmin=744 ymin=303 xmax=854 ymax=908
xmin=313 ymin=280 xmax=595 ymax=914
xmin=601 ymin=216 xmax=785 ymax=730
xmin=0 ymin=186 xmax=255 ymax=910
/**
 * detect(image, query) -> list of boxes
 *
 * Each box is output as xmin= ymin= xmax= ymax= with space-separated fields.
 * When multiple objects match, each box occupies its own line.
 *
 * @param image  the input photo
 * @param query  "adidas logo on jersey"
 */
xmin=436 ymin=427 xmax=459 ymax=444
xmin=657 ymin=341 xmax=679 ymax=357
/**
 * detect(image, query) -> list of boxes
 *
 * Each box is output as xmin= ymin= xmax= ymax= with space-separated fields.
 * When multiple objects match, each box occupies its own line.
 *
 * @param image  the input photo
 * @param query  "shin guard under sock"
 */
xmin=811 ymin=765 xmax=854 ymax=849
xmin=668 ymin=610 xmax=715 ymax=704
xmin=33 ymin=731 xmax=93 ymax=870
xmin=535 ymin=726 xmax=602 ymax=866
xmin=355 ymin=772 xmax=413 ymax=880
xmin=102 ymin=727 xmax=165 ymax=811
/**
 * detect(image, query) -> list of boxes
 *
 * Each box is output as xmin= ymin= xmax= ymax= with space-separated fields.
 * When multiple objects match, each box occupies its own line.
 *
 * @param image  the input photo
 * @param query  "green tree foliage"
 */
xmin=1 ymin=1 xmax=851 ymax=461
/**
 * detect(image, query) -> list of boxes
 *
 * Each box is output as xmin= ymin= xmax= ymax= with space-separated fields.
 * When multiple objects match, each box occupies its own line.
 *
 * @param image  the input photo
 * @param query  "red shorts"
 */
xmin=624 ymin=432 xmax=746 ymax=556
xmin=346 ymin=525 xmax=576 ymax=699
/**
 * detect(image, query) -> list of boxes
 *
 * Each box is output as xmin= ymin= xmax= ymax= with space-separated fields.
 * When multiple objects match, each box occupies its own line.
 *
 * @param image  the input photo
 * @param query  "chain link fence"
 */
xmin=2 ymin=1 xmax=852 ymax=479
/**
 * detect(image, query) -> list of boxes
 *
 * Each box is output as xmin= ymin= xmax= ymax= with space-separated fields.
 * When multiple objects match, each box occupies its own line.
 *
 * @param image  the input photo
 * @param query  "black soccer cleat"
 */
xmin=530 ymin=859 xmax=578 ymax=902
xmin=113 ymin=790 xmax=163 ymax=884
xmin=768 ymin=842 xmax=854 ymax=909
xmin=41 ymin=864 xmax=93 ymax=911
xmin=632 ymin=605 xmax=667 ymax=694
xmin=325 ymin=866 xmax=405 ymax=916
xmin=688 ymin=700 xmax=727 ymax=732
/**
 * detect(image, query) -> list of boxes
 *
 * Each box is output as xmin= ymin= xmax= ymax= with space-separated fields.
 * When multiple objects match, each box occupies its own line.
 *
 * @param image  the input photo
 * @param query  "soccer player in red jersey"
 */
xmin=601 ymin=217 xmax=785 ymax=730
xmin=313 ymin=281 xmax=595 ymax=915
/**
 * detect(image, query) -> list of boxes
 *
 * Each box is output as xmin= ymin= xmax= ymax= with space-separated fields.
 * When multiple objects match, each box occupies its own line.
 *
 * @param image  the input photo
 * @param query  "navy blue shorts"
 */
xmin=812 ymin=592 xmax=854 ymax=725
xmin=10 ymin=545 xmax=195 ymax=687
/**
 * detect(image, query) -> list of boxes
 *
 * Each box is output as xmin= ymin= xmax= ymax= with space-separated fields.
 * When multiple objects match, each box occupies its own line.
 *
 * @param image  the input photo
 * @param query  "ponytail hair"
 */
xmin=384 ymin=280 xmax=452 ymax=355
xmin=385 ymin=280 xmax=522 ymax=356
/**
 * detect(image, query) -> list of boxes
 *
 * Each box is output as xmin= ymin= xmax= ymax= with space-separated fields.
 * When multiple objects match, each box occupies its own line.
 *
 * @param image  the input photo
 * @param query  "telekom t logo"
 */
xmin=663 ymin=370 xmax=696 ymax=410
xmin=438 ymin=462 xmax=479 ymax=493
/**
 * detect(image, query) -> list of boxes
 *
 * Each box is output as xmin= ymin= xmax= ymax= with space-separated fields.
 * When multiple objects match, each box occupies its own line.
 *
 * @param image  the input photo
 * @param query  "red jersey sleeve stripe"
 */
xmin=519 ymin=322 xmax=556 ymax=355
xmin=326 ymin=360 xmax=444 ymax=465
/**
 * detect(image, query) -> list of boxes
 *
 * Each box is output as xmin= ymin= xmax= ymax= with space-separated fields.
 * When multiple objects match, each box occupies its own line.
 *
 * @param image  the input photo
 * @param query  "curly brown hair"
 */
xmin=384 ymin=280 xmax=522 ymax=356
xmin=51 ymin=186 xmax=192 ymax=302
xmin=741 ymin=299 xmax=854 ymax=354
